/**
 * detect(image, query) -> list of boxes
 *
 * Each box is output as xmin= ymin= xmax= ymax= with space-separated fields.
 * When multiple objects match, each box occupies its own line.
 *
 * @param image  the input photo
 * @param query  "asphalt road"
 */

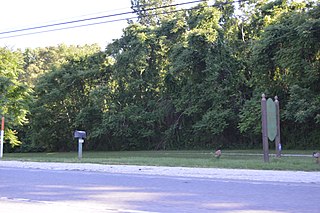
xmin=1 ymin=166 xmax=320 ymax=213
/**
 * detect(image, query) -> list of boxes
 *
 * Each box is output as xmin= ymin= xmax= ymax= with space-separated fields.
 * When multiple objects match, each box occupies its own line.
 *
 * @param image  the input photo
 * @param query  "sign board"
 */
xmin=266 ymin=98 xmax=277 ymax=141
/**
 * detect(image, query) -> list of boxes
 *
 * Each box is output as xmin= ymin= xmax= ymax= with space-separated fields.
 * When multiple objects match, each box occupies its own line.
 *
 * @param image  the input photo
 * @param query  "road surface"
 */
xmin=0 ymin=161 xmax=319 ymax=212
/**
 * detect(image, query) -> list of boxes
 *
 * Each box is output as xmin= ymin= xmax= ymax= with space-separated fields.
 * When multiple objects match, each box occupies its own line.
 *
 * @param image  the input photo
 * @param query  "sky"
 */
xmin=0 ymin=0 xmax=134 ymax=50
xmin=0 ymin=0 xmax=201 ymax=50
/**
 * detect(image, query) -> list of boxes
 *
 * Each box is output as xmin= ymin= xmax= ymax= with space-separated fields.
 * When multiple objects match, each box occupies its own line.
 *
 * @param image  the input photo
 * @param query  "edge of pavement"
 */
xmin=1 ymin=160 xmax=320 ymax=184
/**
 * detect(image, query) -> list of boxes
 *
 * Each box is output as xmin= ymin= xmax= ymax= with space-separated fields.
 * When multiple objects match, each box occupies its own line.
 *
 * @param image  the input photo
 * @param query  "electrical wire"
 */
xmin=0 ymin=17 xmax=137 ymax=39
xmin=0 ymin=0 xmax=247 ymax=40
xmin=0 ymin=11 xmax=134 ymax=36
xmin=0 ymin=0 xmax=206 ymax=36
xmin=0 ymin=6 xmax=131 ymax=33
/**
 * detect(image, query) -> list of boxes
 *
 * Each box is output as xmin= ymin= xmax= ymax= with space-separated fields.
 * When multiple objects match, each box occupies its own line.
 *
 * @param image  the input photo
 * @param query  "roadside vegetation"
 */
xmin=3 ymin=150 xmax=319 ymax=171
xmin=1 ymin=1 xmax=320 ymax=153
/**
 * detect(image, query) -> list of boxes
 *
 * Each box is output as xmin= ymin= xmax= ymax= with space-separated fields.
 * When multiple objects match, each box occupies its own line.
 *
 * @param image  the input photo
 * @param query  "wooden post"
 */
xmin=261 ymin=94 xmax=269 ymax=162
xmin=275 ymin=96 xmax=281 ymax=157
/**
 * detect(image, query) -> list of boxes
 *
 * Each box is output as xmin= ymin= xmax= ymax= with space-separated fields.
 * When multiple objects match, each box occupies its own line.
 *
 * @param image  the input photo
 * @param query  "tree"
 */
xmin=14 ymin=0 xmax=320 ymax=151
xmin=239 ymin=2 xmax=320 ymax=148
xmin=29 ymin=44 xmax=105 ymax=151
xmin=131 ymin=0 xmax=174 ymax=26
xmin=21 ymin=45 xmax=72 ymax=88
xmin=160 ymin=2 xmax=244 ymax=148
xmin=99 ymin=23 xmax=169 ymax=150
xmin=0 ymin=47 xmax=31 ymax=146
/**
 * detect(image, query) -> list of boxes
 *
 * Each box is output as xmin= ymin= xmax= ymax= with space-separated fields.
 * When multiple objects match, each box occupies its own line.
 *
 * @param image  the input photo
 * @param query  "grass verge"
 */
xmin=1 ymin=150 xmax=319 ymax=171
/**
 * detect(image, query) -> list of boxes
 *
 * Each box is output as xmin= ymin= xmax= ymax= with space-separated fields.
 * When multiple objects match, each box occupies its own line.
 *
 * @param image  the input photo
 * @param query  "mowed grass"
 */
xmin=2 ymin=150 xmax=320 ymax=171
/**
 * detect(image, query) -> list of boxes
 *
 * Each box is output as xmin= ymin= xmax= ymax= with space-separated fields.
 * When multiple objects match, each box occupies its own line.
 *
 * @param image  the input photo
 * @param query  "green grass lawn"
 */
xmin=1 ymin=150 xmax=319 ymax=171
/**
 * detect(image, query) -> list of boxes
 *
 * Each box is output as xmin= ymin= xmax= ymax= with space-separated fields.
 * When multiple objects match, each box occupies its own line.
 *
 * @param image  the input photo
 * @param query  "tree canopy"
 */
xmin=0 ymin=48 xmax=31 ymax=146
xmin=1 ymin=0 xmax=319 ymax=151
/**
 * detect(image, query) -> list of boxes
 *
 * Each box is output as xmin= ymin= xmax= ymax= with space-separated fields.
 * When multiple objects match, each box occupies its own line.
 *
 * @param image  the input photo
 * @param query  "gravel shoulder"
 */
xmin=1 ymin=160 xmax=320 ymax=184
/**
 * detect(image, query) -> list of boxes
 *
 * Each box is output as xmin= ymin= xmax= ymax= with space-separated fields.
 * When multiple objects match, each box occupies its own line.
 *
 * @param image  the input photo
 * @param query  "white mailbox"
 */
xmin=74 ymin=130 xmax=86 ymax=139
xmin=74 ymin=130 xmax=86 ymax=160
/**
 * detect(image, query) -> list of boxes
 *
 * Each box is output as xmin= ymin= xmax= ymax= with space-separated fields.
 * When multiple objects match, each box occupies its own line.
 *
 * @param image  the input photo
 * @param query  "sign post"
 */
xmin=261 ymin=94 xmax=269 ymax=162
xmin=0 ymin=117 xmax=4 ymax=159
xmin=274 ymin=96 xmax=281 ymax=157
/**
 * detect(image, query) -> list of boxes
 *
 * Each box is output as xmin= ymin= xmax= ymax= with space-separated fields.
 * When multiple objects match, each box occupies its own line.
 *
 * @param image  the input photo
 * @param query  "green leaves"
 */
xmin=285 ymin=85 xmax=320 ymax=123
xmin=29 ymin=45 xmax=105 ymax=151
xmin=238 ymin=96 xmax=262 ymax=135
xmin=2 ymin=1 xmax=319 ymax=151
xmin=0 ymin=47 xmax=31 ymax=146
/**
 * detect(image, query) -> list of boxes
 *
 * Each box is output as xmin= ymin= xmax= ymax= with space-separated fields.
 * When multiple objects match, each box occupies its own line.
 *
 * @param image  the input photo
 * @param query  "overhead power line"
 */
xmin=0 ymin=10 xmax=134 ymax=36
xmin=0 ymin=0 xmax=206 ymax=36
xmin=0 ymin=0 xmax=247 ymax=40
xmin=0 ymin=17 xmax=137 ymax=39
xmin=0 ymin=6 xmax=132 ymax=33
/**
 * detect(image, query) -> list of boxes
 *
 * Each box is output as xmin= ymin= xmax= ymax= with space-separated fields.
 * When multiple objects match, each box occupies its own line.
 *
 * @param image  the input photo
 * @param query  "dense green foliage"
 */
xmin=0 ymin=48 xmax=31 ymax=146
xmin=1 ymin=0 xmax=319 ymax=152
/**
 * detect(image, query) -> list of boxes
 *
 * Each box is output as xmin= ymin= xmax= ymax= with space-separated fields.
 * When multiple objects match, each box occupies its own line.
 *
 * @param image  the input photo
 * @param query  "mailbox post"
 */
xmin=74 ymin=130 xmax=86 ymax=160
